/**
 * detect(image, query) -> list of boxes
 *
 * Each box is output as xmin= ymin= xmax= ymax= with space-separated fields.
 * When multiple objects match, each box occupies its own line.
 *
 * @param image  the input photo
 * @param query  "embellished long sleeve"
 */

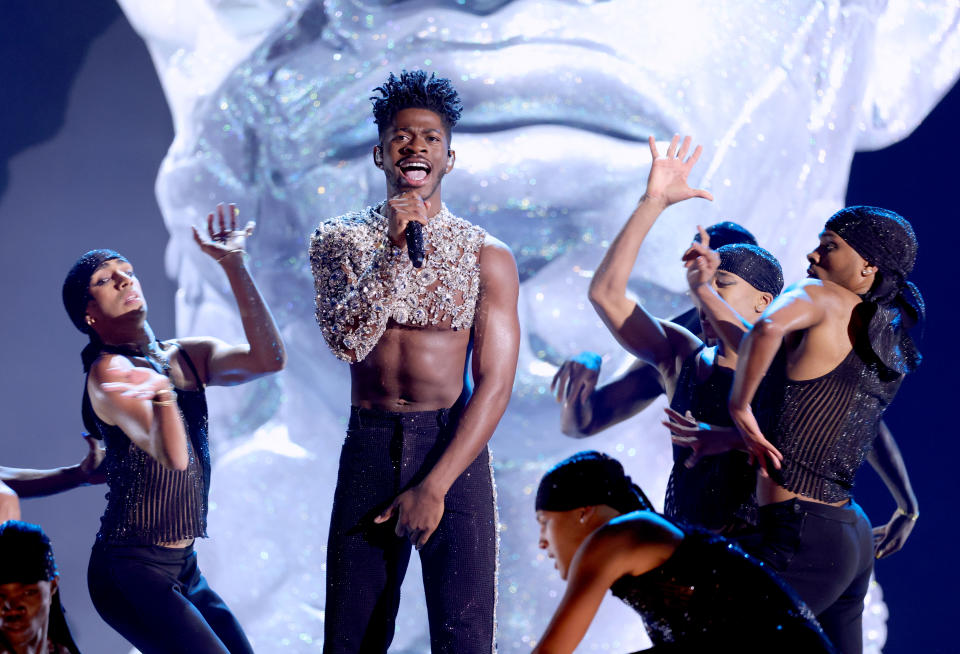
xmin=309 ymin=212 xmax=401 ymax=362
xmin=310 ymin=204 xmax=486 ymax=362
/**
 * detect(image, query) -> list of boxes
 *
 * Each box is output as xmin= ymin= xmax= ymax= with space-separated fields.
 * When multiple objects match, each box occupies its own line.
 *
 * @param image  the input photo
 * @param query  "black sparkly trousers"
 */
xmin=323 ymin=406 xmax=497 ymax=654
xmin=87 ymin=542 xmax=254 ymax=654
xmin=738 ymin=498 xmax=873 ymax=654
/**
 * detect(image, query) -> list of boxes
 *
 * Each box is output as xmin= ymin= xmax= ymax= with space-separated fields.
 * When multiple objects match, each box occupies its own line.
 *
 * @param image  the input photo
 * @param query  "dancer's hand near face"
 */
xmin=682 ymin=226 xmax=720 ymax=290
xmin=588 ymin=135 xmax=709 ymax=372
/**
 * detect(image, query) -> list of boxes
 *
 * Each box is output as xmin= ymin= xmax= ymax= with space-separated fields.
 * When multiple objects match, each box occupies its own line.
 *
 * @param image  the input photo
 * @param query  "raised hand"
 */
xmin=682 ymin=225 xmax=720 ymax=290
xmin=387 ymin=191 xmax=430 ymax=247
xmin=644 ymin=135 xmax=714 ymax=207
xmin=663 ymin=407 xmax=742 ymax=468
xmin=729 ymin=403 xmax=783 ymax=477
xmin=192 ymin=202 xmax=256 ymax=263
xmin=551 ymin=352 xmax=602 ymax=405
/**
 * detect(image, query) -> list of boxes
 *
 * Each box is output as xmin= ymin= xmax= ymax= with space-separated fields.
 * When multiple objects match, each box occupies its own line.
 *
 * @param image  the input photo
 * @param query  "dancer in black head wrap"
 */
xmin=586 ymin=135 xmax=784 ymax=533
xmin=531 ymin=452 xmax=834 ymax=653
xmin=707 ymin=206 xmax=924 ymax=654
xmin=62 ymin=204 xmax=286 ymax=653
xmin=0 ymin=520 xmax=81 ymax=654
xmin=552 ymin=221 xmax=759 ymax=439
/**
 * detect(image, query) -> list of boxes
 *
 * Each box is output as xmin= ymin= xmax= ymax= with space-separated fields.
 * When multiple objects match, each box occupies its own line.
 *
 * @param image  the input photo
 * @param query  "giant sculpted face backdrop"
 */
xmin=118 ymin=1 xmax=958 ymax=651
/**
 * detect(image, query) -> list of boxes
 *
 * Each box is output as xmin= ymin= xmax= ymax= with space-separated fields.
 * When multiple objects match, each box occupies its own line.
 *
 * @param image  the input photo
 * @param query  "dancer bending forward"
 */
xmin=532 ymin=451 xmax=834 ymax=653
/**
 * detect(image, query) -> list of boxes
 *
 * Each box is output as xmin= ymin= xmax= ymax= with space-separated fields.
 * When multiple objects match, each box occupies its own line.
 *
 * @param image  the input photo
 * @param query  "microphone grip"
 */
xmin=405 ymin=221 xmax=424 ymax=268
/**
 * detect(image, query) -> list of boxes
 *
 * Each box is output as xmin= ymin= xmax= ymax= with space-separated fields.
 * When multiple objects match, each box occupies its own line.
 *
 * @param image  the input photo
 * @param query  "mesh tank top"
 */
xmin=665 ymin=346 xmax=756 ymax=531
xmin=755 ymin=341 xmax=902 ymax=502
xmin=82 ymin=344 xmax=211 ymax=545
xmin=609 ymin=529 xmax=832 ymax=651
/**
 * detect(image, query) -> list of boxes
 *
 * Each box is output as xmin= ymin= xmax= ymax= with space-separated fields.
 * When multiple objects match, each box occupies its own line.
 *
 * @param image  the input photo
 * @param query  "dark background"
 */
xmin=0 ymin=2 xmax=955 ymax=651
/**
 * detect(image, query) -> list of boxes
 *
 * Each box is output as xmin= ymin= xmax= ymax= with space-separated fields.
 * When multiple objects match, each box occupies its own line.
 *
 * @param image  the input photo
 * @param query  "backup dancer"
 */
xmin=691 ymin=206 xmax=923 ymax=653
xmin=0 ymin=520 xmax=81 ymax=654
xmin=552 ymin=221 xmax=758 ymax=438
xmin=587 ymin=135 xmax=782 ymax=532
xmin=532 ymin=451 xmax=834 ymax=653
xmin=62 ymin=204 xmax=285 ymax=653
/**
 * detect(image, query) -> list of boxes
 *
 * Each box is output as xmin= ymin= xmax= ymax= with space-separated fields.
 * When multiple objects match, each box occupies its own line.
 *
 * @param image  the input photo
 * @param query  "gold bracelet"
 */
xmin=152 ymin=388 xmax=177 ymax=407
xmin=216 ymin=249 xmax=245 ymax=263
xmin=896 ymin=507 xmax=919 ymax=521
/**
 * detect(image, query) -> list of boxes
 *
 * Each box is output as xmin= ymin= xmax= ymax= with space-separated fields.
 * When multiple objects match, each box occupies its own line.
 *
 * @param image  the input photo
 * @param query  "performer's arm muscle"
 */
xmin=589 ymin=136 xmax=711 ymax=379
xmin=425 ymin=237 xmax=520 ymax=498
xmin=184 ymin=203 xmax=286 ymax=385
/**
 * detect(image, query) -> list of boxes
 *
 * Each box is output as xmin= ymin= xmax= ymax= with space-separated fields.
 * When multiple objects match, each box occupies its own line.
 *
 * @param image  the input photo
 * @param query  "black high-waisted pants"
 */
xmin=88 ymin=542 xmax=254 ymax=654
xmin=738 ymin=498 xmax=873 ymax=654
xmin=323 ymin=406 xmax=498 ymax=654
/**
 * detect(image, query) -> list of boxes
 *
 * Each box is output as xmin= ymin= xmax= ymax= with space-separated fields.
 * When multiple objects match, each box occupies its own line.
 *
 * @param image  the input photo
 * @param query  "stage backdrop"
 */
xmin=1 ymin=1 xmax=957 ymax=652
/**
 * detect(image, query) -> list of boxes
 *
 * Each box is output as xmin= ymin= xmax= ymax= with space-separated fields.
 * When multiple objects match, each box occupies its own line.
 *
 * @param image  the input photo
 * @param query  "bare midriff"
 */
xmin=351 ymin=322 xmax=470 ymax=411
xmin=756 ymin=476 xmax=848 ymax=508
xmin=157 ymin=538 xmax=195 ymax=548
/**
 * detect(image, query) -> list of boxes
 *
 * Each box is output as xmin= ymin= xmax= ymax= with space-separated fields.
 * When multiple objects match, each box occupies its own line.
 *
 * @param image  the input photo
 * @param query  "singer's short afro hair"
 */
xmin=371 ymin=70 xmax=463 ymax=139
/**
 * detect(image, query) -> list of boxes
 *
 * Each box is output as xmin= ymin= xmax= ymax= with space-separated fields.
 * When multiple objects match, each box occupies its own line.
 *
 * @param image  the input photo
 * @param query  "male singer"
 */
xmin=309 ymin=70 xmax=520 ymax=654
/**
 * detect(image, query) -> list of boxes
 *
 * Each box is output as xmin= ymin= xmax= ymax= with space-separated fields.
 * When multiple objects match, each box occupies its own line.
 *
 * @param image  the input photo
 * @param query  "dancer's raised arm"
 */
xmin=589 ymin=135 xmax=712 ymax=375
xmin=182 ymin=202 xmax=286 ymax=386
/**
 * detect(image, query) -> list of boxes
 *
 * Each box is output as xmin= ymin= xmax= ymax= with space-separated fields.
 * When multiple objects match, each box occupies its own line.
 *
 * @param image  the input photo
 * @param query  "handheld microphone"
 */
xmin=405 ymin=221 xmax=424 ymax=268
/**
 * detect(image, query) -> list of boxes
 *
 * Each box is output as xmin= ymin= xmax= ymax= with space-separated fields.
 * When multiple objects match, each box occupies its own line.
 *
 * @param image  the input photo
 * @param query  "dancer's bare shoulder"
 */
xmin=582 ymin=511 xmax=683 ymax=579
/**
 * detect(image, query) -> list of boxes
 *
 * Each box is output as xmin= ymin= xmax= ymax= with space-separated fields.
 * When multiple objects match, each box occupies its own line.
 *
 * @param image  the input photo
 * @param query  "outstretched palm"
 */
xmin=193 ymin=202 xmax=255 ymax=260
xmin=645 ymin=135 xmax=714 ymax=207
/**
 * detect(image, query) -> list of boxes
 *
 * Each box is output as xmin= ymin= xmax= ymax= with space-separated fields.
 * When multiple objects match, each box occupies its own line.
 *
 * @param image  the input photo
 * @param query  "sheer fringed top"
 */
xmin=665 ymin=347 xmax=756 ymax=531
xmin=755 ymin=343 xmax=902 ymax=502
xmin=82 ymin=344 xmax=211 ymax=545
xmin=610 ymin=529 xmax=833 ymax=651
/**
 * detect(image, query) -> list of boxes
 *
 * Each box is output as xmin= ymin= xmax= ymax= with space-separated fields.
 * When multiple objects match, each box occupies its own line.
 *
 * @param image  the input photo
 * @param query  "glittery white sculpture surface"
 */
xmin=118 ymin=1 xmax=959 ymax=651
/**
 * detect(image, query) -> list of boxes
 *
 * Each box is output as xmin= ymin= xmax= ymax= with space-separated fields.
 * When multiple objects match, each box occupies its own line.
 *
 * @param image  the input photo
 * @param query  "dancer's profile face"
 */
xmin=806 ymin=230 xmax=869 ymax=290
xmin=85 ymin=258 xmax=147 ymax=327
xmin=536 ymin=508 xmax=590 ymax=581
xmin=377 ymin=108 xmax=454 ymax=208
xmin=0 ymin=579 xmax=56 ymax=648
xmin=700 ymin=270 xmax=770 ymax=342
